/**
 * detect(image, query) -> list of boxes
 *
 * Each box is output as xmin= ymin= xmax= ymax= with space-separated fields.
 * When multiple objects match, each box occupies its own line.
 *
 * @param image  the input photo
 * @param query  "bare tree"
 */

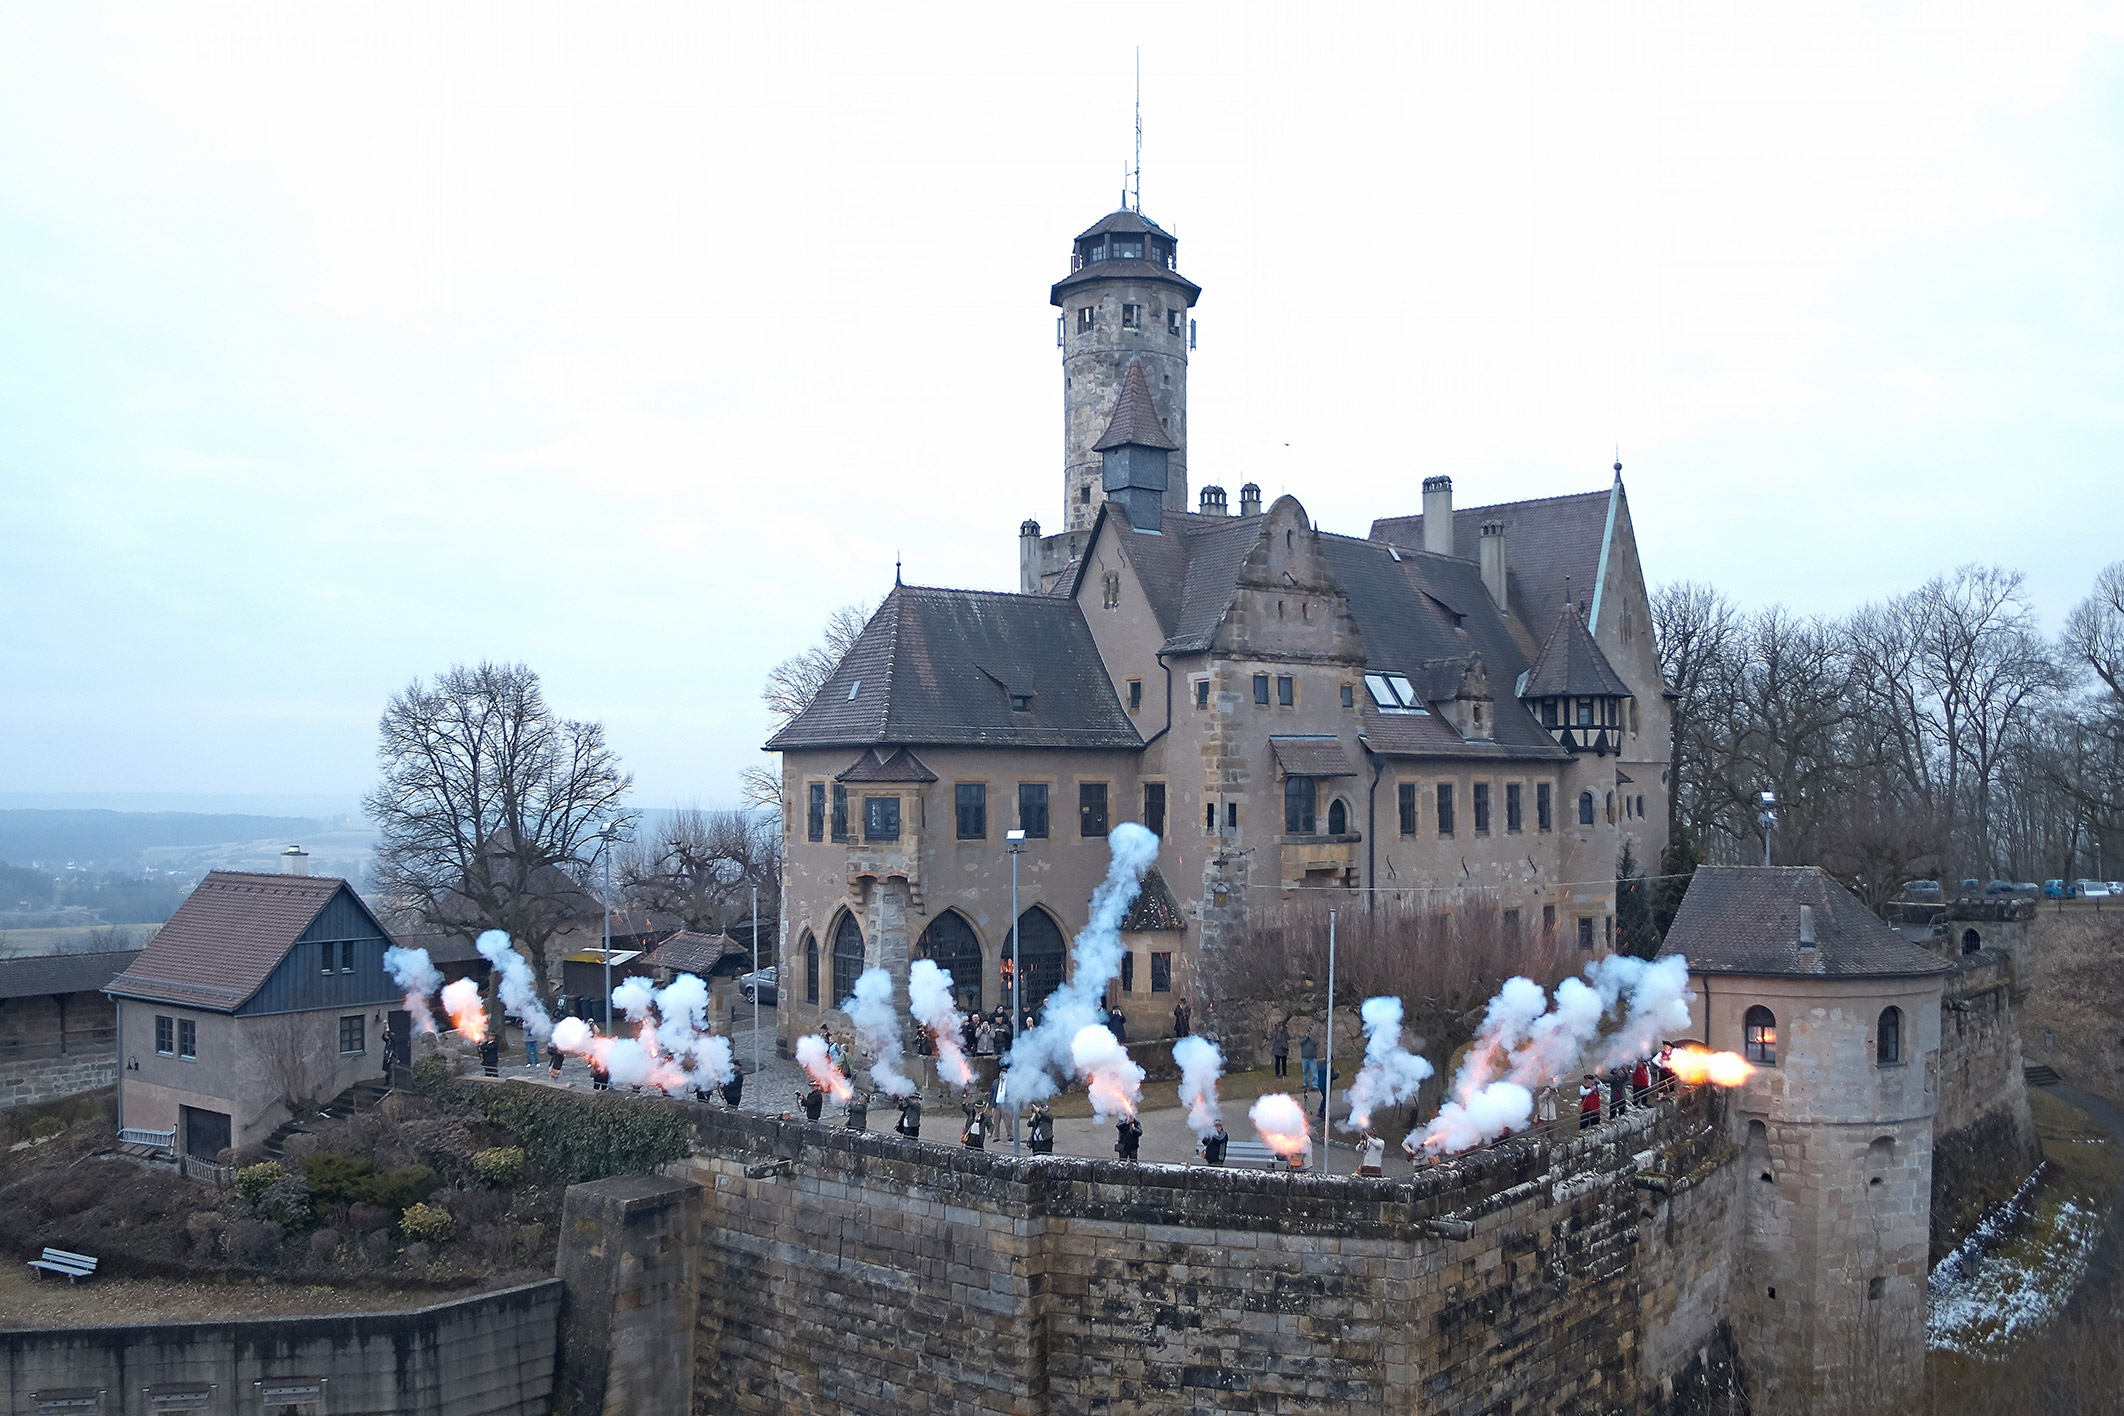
xmin=364 ymin=662 xmax=633 ymax=1006
xmin=1653 ymin=581 xmax=1739 ymax=841
xmin=249 ymin=1013 xmax=339 ymax=1123
xmin=618 ymin=805 xmax=782 ymax=941
xmin=741 ymin=600 xmax=875 ymax=812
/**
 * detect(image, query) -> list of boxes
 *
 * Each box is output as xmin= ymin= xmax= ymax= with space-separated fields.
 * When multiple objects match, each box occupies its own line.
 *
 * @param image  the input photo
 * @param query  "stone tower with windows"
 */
xmin=1051 ymin=208 xmax=1199 ymax=532
xmin=1662 ymin=866 xmax=1951 ymax=1416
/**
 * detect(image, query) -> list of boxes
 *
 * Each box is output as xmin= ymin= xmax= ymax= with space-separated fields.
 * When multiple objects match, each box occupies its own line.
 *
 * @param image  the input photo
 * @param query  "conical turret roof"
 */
xmin=1521 ymin=602 xmax=1630 ymax=699
xmin=1093 ymin=361 xmax=1178 ymax=452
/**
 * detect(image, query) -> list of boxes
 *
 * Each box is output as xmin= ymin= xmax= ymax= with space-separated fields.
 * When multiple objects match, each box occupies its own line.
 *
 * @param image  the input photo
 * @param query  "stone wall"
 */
xmin=1929 ymin=951 xmax=2041 ymax=1259
xmin=670 ymin=1089 xmax=1747 ymax=1415
xmin=555 ymin=1173 xmax=700 ymax=1416
xmin=1 ymin=1048 xmax=115 ymax=1108
xmin=1 ymin=1279 xmax=561 ymax=1415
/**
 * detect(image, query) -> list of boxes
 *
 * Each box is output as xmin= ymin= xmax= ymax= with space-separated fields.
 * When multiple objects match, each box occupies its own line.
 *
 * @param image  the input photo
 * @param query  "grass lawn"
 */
xmin=0 ymin=1261 xmax=437 ymax=1329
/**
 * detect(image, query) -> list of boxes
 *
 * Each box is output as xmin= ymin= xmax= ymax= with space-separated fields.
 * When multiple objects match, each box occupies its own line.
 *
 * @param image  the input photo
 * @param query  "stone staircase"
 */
xmin=2022 ymin=1061 xmax=2061 ymax=1087
xmin=261 ymin=1078 xmax=392 ymax=1160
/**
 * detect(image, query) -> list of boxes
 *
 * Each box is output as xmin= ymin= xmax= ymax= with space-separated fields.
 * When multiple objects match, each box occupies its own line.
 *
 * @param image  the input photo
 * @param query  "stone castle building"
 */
xmin=768 ymin=200 xmax=1673 ymax=1045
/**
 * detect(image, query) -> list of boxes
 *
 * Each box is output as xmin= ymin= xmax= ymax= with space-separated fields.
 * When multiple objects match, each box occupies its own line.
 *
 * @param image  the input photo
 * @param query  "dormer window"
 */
xmin=1010 ymin=693 xmax=1033 ymax=713
xmin=1364 ymin=673 xmax=1427 ymax=714
xmin=1576 ymin=699 xmax=1594 ymax=727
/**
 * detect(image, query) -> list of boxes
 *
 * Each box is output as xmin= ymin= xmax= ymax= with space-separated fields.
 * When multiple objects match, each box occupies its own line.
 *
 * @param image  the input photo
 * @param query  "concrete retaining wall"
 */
xmin=1 ymin=1050 xmax=116 ymax=1108
xmin=1 ymin=1279 xmax=560 ymax=1416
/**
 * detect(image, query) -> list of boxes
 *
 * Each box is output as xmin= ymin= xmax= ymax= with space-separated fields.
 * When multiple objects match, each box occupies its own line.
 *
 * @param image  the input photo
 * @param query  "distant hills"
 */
xmin=0 ymin=809 xmax=375 ymax=880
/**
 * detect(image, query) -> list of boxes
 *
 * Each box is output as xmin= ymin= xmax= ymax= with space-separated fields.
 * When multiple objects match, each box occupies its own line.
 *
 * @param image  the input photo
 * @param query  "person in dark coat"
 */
xmin=1270 ymin=1020 xmax=1290 ymax=1078
xmin=801 ymin=1086 xmax=825 ymax=1123
xmin=478 ymin=1034 xmax=500 ymax=1077
xmin=380 ymin=1019 xmax=399 ymax=1081
xmin=1300 ymin=1032 xmax=1320 ymax=1093
xmin=590 ymin=1056 xmax=610 ymax=1091
xmin=1200 ymin=1121 xmax=1230 ymax=1166
xmin=721 ymin=1066 xmax=745 ymax=1108
xmin=1607 ymin=1066 xmax=1630 ymax=1119
xmin=547 ymin=1046 xmax=565 ymax=1082
xmin=1108 ymin=1008 xmax=1128 ymax=1044
xmin=1027 ymin=1101 xmax=1054 ymax=1154
xmin=895 ymin=1096 xmax=922 ymax=1139
xmin=962 ymin=1104 xmax=986 ymax=1150
xmin=1173 ymin=999 xmax=1192 ymax=1038
xmin=846 ymin=1091 xmax=869 ymax=1131
xmin=1114 ymin=1116 xmax=1142 ymax=1161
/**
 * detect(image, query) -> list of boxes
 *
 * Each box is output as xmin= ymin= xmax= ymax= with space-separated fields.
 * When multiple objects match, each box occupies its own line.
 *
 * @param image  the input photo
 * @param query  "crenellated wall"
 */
xmin=666 ymin=1090 xmax=1749 ymax=1415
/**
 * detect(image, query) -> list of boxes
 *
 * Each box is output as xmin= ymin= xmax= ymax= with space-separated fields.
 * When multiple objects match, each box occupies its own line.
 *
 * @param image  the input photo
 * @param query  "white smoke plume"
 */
xmin=1069 ymin=1024 xmax=1143 ymax=1120
xmin=611 ymin=975 xmax=657 ymax=1021
xmin=1451 ymin=975 xmax=1547 ymax=1100
xmin=1172 ymin=1035 xmax=1224 ymax=1139
xmin=795 ymin=1033 xmax=853 ymax=1103
xmin=907 ymin=959 xmax=973 ymax=1090
xmin=845 ymin=967 xmax=916 ymax=1098
xmin=653 ymin=974 xmax=710 ymax=1057
xmin=603 ymin=1036 xmax=656 ymax=1090
xmin=1344 ymin=996 xmax=1434 ymax=1131
xmin=1507 ymin=976 xmax=1607 ymax=1089
xmin=1249 ymin=1092 xmax=1312 ymax=1164
xmin=382 ymin=945 xmax=442 ymax=1034
xmin=687 ymin=1032 xmax=736 ymax=1089
xmin=1003 ymin=822 xmax=1160 ymax=1103
xmin=1420 ymin=1081 xmax=1535 ymax=1155
xmin=475 ymin=930 xmax=554 ymax=1043
xmin=549 ymin=1015 xmax=593 ymax=1055
xmin=1591 ymin=954 xmax=1694 ymax=1070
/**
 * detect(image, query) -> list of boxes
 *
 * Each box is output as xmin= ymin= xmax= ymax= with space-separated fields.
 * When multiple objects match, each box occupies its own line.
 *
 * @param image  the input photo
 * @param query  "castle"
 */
xmin=769 ymin=199 xmax=1671 ymax=1043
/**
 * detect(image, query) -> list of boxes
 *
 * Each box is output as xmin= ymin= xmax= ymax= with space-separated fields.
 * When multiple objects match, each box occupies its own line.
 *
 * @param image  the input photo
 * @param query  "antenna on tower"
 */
xmin=1132 ymin=48 xmax=1143 ymax=213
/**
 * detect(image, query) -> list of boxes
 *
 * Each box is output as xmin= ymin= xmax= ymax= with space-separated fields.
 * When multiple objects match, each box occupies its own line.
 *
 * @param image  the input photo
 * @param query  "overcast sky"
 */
xmin=3 ymin=4 xmax=2120 ymax=809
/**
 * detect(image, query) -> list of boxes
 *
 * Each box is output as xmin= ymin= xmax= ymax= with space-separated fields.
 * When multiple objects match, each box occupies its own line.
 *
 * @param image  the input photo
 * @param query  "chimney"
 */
xmin=1238 ymin=482 xmax=1262 ymax=517
xmin=1019 ymin=519 xmax=1042 ymax=594
xmin=1798 ymin=905 xmax=1816 ymax=949
xmin=1479 ymin=520 xmax=1507 ymax=610
xmin=1422 ymin=476 xmax=1453 ymax=556
xmin=1199 ymin=485 xmax=1228 ymax=516
xmin=280 ymin=846 xmax=310 ymax=877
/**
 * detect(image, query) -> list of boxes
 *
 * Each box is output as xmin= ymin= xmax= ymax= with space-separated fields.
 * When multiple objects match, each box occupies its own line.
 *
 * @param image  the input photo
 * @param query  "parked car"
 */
xmin=1899 ymin=879 xmax=1943 ymax=901
xmin=739 ymin=966 xmax=778 ymax=1005
xmin=1984 ymin=880 xmax=2016 ymax=896
xmin=2073 ymin=880 xmax=2112 ymax=898
xmin=2012 ymin=882 xmax=2040 ymax=897
xmin=1957 ymin=879 xmax=1982 ymax=896
xmin=2043 ymin=880 xmax=2071 ymax=899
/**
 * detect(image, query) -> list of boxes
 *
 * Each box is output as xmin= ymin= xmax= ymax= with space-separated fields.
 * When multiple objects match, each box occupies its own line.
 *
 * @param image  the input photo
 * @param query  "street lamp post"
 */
xmin=600 ymin=821 xmax=617 ymax=1033
xmin=1006 ymin=828 xmax=1027 ymax=1157
xmin=1757 ymin=791 xmax=1779 ymax=868
xmin=750 ymin=884 xmax=761 ymax=1079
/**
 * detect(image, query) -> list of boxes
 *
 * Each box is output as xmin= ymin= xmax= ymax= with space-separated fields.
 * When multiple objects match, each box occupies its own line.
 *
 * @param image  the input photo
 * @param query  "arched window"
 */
xmin=802 ymin=932 xmax=819 ymax=1005
xmin=1327 ymin=799 xmax=1348 ymax=835
xmin=1961 ymin=928 xmax=1982 ymax=955
xmin=831 ymin=912 xmax=865 ymax=1007
xmin=1743 ymin=1005 xmax=1777 ymax=1066
xmin=1009 ymin=908 xmax=1068 ymax=1016
xmin=1877 ymin=1007 xmax=1902 ymax=1065
xmin=915 ymin=911 xmax=984 ymax=1012
xmin=1578 ymin=791 xmax=1596 ymax=826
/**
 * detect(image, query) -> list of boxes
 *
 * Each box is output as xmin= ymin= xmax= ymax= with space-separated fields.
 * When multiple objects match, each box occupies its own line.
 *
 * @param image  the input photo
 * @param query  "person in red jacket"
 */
xmin=1578 ymin=1076 xmax=1602 ymax=1130
xmin=1632 ymin=1058 xmax=1653 ymax=1108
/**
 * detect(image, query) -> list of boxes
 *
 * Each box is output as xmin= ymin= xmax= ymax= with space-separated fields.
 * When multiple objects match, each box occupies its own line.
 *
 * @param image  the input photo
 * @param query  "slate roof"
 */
xmin=766 ymin=585 xmax=1143 ymax=752
xmin=1370 ymin=484 xmax=1615 ymax=632
xmin=1659 ymin=867 xmax=1954 ymax=979
xmin=1051 ymin=210 xmax=1201 ymax=306
xmin=836 ymin=747 xmax=939 ymax=783
xmin=1522 ymin=604 xmax=1632 ymax=699
xmin=0 ymin=949 xmax=141 ymax=1000
xmin=1120 ymin=868 xmax=1187 ymax=933
xmin=1093 ymin=362 xmax=1178 ymax=451
xmin=644 ymin=931 xmax=752 ymax=977
xmin=1270 ymin=736 xmax=1360 ymax=778
xmin=1074 ymin=209 xmax=1173 ymax=240
xmin=106 ymin=872 xmax=382 ymax=1011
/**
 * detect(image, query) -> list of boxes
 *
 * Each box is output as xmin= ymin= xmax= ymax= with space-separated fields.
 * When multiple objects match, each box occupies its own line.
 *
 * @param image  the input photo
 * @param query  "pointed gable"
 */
xmin=1093 ymin=361 xmax=1178 ymax=452
xmin=1522 ymin=603 xmax=1632 ymax=699
xmin=105 ymin=871 xmax=390 ymax=1012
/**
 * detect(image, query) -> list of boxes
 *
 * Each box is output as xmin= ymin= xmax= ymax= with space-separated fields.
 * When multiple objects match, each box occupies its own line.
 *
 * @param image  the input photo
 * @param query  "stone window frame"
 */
xmin=1077 ymin=305 xmax=1096 ymax=331
xmin=1077 ymin=780 xmax=1111 ymax=838
xmin=862 ymin=795 xmax=902 ymax=842
xmin=1017 ymin=780 xmax=1053 ymax=840
xmin=1743 ymin=1005 xmax=1778 ymax=1066
xmin=1578 ymin=791 xmax=1596 ymax=827
xmin=1537 ymin=782 xmax=1553 ymax=832
xmin=1577 ymin=916 xmax=1595 ymax=951
xmin=1472 ymin=781 xmax=1491 ymax=836
xmin=1141 ymin=781 xmax=1166 ymax=837
xmin=1276 ymin=675 xmax=1295 ymax=707
xmin=1193 ymin=676 xmax=1212 ymax=710
xmin=1340 ymin=682 xmax=1355 ymax=709
xmin=1126 ymin=678 xmax=1143 ymax=712
xmin=1325 ymin=796 xmax=1350 ymax=836
xmin=1505 ymin=781 xmax=1523 ymax=834
xmin=806 ymin=782 xmax=826 ymax=843
xmin=1253 ymin=674 xmax=1271 ymax=706
xmin=1396 ymin=781 xmax=1418 ymax=837
xmin=1166 ymin=308 xmax=1183 ymax=335
xmin=1876 ymin=1006 xmax=1903 ymax=1067
xmin=1121 ymin=303 xmax=1143 ymax=329
xmin=1284 ymin=775 xmax=1317 ymax=835
xmin=954 ymin=782 xmax=988 ymax=841
xmin=1436 ymin=782 xmax=1456 ymax=837
xmin=1149 ymin=951 xmax=1173 ymax=993
xmin=802 ymin=932 xmax=819 ymax=1005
